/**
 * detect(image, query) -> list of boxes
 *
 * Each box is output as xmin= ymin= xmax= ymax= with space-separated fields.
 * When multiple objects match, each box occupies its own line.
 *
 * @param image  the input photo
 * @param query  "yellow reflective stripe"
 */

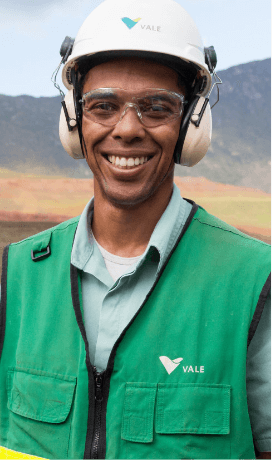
xmin=0 ymin=446 xmax=47 ymax=459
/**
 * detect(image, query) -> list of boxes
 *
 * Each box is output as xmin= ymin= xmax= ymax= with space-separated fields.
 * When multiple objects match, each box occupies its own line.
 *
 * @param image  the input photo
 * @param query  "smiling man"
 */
xmin=82 ymin=58 xmax=186 ymax=257
xmin=0 ymin=0 xmax=270 ymax=459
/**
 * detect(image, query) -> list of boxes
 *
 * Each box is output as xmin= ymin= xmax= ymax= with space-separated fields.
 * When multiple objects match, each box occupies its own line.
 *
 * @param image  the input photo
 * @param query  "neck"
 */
xmin=91 ymin=178 xmax=174 ymax=258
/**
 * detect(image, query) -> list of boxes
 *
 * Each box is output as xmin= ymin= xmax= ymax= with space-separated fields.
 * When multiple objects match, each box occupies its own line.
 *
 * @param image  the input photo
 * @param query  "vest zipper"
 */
xmin=71 ymin=203 xmax=200 ymax=459
xmin=91 ymin=367 xmax=104 ymax=459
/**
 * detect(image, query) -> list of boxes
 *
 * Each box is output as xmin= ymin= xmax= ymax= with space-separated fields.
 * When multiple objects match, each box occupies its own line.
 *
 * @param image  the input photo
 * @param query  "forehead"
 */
xmin=82 ymin=57 xmax=181 ymax=93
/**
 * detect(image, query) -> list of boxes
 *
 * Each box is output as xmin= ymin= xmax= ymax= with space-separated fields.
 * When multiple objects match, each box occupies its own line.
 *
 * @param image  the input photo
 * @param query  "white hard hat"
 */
xmin=62 ymin=0 xmax=212 ymax=97
xmin=58 ymin=0 xmax=216 ymax=166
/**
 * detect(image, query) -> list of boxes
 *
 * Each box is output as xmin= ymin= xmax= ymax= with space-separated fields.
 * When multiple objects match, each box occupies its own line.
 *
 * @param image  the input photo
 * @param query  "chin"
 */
xmin=106 ymin=194 xmax=151 ymax=209
xmin=102 ymin=186 xmax=155 ymax=209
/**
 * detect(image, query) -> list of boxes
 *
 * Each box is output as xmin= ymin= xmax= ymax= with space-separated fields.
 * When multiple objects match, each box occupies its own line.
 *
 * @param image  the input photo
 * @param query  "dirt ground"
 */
xmin=0 ymin=221 xmax=270 ymax=275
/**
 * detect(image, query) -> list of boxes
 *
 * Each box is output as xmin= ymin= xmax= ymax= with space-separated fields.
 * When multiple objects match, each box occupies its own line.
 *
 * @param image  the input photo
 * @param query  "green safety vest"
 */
xmin=0 ymin=203 xmax=270 ymax=459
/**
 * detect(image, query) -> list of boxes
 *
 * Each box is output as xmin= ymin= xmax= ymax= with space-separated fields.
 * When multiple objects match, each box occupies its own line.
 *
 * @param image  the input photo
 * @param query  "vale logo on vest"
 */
xmin=159 ymin=356 xmax=205 ymax=375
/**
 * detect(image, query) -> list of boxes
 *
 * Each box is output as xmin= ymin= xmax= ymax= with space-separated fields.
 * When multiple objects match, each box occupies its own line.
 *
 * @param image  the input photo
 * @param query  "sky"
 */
xmin=1 ymin=0 xmax=271 ymax=97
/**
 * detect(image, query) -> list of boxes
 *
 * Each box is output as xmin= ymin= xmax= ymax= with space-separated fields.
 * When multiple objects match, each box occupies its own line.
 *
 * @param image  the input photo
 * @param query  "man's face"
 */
xmin=82 ymin=58 xmax=184 ymax=207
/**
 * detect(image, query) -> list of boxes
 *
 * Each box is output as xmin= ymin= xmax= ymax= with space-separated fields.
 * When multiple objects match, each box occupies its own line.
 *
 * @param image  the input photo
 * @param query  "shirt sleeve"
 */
xmin=246 ymin=290 xmax=271 ymax=453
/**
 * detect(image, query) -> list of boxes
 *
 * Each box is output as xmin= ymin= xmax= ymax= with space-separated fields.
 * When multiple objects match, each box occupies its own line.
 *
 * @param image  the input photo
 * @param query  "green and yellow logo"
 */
xmin=121 ymin=17 xmax=141 ymax=29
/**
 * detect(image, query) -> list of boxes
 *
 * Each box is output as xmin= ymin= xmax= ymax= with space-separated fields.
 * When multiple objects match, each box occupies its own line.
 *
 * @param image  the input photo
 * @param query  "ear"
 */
xmin=59 ymin=90 xmax=84 ymax=159
xmin=179 ymin=96 xmax=212 ymax=167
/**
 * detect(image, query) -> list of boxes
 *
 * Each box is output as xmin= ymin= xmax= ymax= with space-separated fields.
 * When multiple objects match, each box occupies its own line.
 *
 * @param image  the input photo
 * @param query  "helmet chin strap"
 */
xmin=68 ymin=62 xmax=212 ymax=167
xmin=71 ymin=68 xmax=86 ymax=157
xmin=71 ymin=66 xmax=176 ymax=191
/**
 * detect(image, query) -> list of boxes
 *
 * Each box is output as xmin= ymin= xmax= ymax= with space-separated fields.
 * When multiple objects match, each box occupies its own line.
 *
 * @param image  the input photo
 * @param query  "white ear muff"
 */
xmin=180 ymin=96 xmax=212 ymax=167
xmin=59 ymin=90 xmax=84 ymax=159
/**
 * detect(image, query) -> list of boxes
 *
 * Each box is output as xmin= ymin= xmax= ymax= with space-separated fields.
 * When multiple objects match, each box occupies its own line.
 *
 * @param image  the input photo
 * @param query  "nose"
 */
xmin=111 ymin=105 xmax=146 ymax=143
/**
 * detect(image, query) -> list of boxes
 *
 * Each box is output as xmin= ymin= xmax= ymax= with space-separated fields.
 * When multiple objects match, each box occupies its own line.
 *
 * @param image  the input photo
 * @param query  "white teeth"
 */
xmin=127 ymin=157 xmax=135 ymax=166
xmin=120 ymin=157 xmax=127 ymax=166
xmin=107 ymin=155 xmax=149 ymax=168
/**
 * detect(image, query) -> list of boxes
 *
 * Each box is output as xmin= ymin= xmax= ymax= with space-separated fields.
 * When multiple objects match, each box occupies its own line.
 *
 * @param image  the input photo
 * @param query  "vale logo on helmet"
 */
xmin=121 ymin=17 xmax=141 ymax=29
xmin=121 ymin=17 xmax=161 ymax=32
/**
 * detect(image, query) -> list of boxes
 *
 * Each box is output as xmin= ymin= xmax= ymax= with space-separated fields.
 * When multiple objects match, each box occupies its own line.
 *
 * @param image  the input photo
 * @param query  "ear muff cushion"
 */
xmin=181 ymin=97 xmax=212 ymax=166
xmin=173 ymin=96 xmax=200 ymax=164
xmin=59 ymin=90 xmax=84 ymax=159
xmin=174 ymin=96 xmax=212 ymax=167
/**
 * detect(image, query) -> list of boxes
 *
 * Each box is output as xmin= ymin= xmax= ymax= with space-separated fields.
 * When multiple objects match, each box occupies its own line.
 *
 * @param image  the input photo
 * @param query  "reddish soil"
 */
xmin=0 ymin=175 xmax=270 ymax=273
xmin=0 ymin=175 xmax=270 ymax=237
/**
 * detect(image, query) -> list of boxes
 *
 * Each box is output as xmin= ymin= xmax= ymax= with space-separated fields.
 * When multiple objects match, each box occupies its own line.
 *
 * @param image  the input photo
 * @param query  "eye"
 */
xmin=140 ymin=101 xmax=174 ymax=117
xmin=149 ymin=104 xmax=171 ymax=113
xmin=86 ymin=101 xmax=118 ymax=113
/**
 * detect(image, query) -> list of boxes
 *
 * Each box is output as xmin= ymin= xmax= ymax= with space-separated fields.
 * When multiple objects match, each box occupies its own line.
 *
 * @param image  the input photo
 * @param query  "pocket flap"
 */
xmin=7 ymin=368 xmax=76 ymax=424
xmin=121 ymin=383 xmax=157 ymax=443
xmin=156 ymin=383 xmax=230 ymax=435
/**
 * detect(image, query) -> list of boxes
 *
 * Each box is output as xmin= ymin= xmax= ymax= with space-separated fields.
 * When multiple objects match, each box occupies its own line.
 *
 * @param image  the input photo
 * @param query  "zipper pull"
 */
xmin=94 ymin=367 xmax=103 ymax=402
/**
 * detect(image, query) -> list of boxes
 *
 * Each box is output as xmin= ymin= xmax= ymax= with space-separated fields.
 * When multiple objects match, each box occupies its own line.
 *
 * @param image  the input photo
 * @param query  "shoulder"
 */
xmin=188 ymin=205 xmax=271 ymax=277
xmin=3 ymin=217 xmax=80 ymax=280
xmin=193 ymin=206 xmax=270 ymax=253
xmin=9 ymin=217 xmax=80 ymax=250
xmin=6 ymin=217 xmax=80 ymax=265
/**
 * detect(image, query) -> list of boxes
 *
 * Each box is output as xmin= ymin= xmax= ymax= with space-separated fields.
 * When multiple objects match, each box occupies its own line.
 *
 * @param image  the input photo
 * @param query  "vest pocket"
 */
xmin=156 ymin=383 xmax=230 ymax=435
xmin=6 ymin=367 xmax=76 ymax=459
xmin=121 ymin=382 xmax=157 ymax=443
xmin=121 ymin=383 xmax=231 ymax=459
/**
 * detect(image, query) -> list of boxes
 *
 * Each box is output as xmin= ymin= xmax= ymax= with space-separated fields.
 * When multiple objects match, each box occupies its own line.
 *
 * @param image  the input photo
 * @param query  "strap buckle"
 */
xmin=31 ymin=245 xmax=51 ymax=262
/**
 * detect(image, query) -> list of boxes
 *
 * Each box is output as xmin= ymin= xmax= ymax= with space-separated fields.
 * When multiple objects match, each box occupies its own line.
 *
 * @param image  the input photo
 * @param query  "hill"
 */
xmin=175 ymin=59 xmax=271 ymax=192
xmin=0 ymin=59 xmax=270 ymax=191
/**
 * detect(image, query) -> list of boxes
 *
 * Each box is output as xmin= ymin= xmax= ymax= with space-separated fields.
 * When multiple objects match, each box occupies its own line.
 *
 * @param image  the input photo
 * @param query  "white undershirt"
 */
xmin=93 ymin=236 xmax=142 ymax=282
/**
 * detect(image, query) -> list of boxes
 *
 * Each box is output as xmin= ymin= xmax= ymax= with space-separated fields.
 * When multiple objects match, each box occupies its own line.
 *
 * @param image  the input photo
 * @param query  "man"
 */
xmin=0 ymin=0 xmax=270 ymax=459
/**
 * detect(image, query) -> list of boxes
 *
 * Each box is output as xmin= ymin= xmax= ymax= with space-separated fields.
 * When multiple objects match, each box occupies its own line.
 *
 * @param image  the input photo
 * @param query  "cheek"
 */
xmin=157 ymin=123 xmax=180 ymax=159
xmin=82 ymin=118 xmax=100 ymax=147
xmin=81 ymin=118 xmax=109 ymax=158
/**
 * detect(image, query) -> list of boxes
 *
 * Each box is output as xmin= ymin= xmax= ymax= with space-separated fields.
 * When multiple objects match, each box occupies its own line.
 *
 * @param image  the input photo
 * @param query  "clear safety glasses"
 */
xmin=80 ymin=88 xmax=187 ymax=128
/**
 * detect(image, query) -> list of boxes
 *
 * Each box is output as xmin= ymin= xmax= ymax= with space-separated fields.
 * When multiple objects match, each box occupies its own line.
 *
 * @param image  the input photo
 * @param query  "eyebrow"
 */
xmin=142 ymin=95 xmax=177 ymax=106
xmin=82 ymin=90 xmax=181 ymax=106
xmin=84 ymin=91 xmax=118 ymax=100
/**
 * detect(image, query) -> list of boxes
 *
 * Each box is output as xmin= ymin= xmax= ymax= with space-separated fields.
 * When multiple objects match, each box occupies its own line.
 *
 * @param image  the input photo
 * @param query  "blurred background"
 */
xmin=0 ymin=0 xmax=271 ymax=270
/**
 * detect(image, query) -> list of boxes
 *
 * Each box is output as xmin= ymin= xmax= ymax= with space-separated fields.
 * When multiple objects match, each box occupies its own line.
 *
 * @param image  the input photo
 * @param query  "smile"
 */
xmin=106 ymin=155 xmax=151 ymax=168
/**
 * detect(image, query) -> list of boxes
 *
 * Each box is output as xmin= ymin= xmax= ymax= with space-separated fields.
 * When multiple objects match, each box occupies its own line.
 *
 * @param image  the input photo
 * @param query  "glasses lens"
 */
xmin=82 ymin=89 xmax=121 ymax=126
xmin=137 ymin=91 xmax=183 ymax=127
xmin=82 ymin=89 xmax=185 ymax=127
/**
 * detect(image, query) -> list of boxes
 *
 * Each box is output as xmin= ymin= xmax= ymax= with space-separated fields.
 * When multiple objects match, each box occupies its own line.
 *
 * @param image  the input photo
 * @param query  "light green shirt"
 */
xmin=71 ymin=183 xmax=271 ymax=452
xmin=71 ymin=184 xmax=192 ymax=371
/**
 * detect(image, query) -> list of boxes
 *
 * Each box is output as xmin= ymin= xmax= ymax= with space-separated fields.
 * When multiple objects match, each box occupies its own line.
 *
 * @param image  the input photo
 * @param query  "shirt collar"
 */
xmin=145 ymin=183 xmax=188 ymax=271
xmin=71 ymin=197 xmax=94 ymax=270
xmin=71 ymin=183 xmax=190 ymax=276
